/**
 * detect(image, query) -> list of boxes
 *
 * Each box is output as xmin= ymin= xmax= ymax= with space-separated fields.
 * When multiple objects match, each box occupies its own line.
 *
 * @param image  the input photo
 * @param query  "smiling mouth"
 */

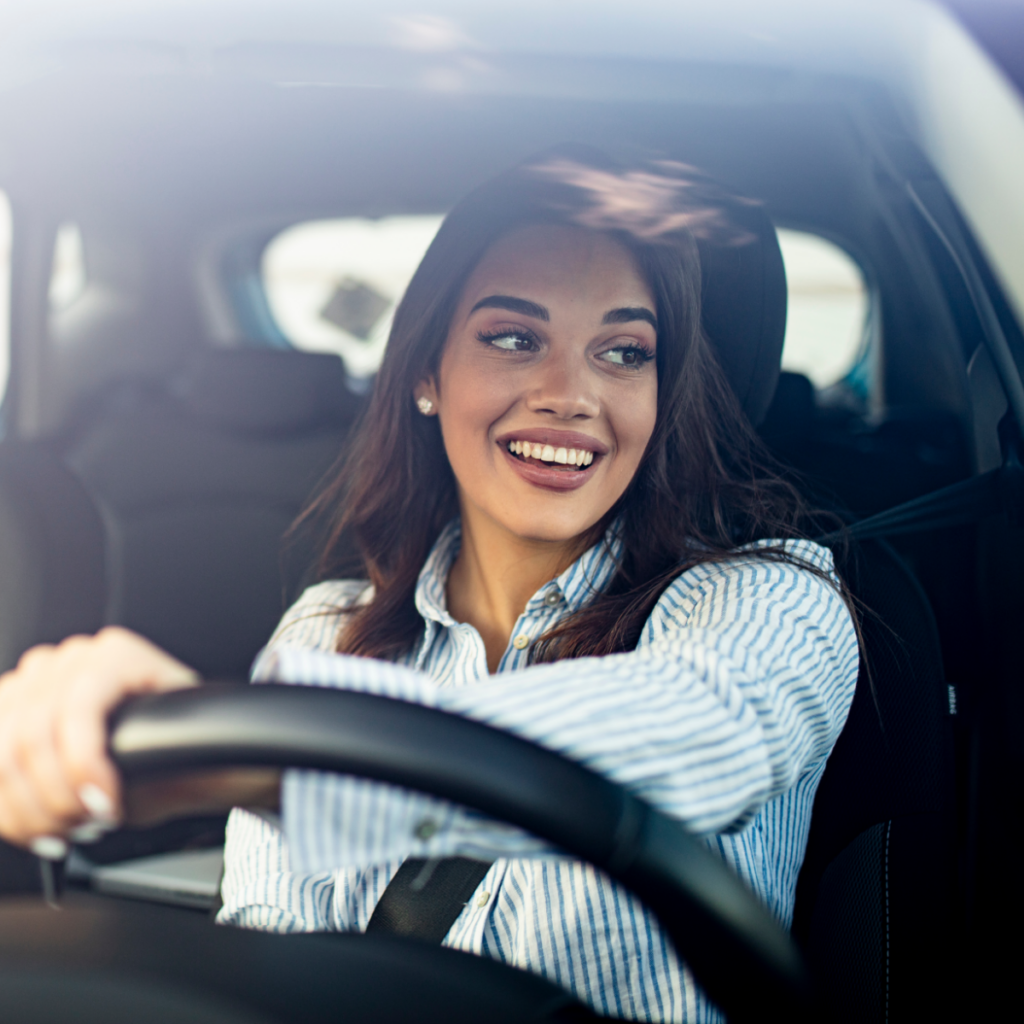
xmin=505 ymin=440 xmax=595 ymax=471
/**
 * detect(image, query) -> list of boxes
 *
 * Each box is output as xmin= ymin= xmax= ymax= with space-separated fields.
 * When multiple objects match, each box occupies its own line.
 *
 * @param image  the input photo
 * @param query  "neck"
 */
xmin=446 ymin=511 xmax=588 ymax=673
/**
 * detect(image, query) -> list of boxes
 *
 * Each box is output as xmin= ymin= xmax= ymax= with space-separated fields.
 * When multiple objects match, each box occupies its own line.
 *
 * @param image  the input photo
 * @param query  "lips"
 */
xmin=498 ymin=446 xmax=601 ymax=491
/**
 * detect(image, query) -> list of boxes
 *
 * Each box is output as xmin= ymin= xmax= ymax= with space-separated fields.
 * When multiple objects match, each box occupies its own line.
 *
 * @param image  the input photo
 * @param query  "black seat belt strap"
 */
xmin=819 ymin=432 xmax=1024 ymax=543
xmin=365 ymin=857 xmax=493 ymax=943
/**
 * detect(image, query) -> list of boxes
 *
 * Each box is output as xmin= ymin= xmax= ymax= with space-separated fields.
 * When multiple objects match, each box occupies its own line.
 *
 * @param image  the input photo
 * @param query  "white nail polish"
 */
xmin=30 ymin=836 xmax=68 ymax=861
xmin=78 ymin=783 xmax=116 ymax=822
xmin=69 ymin=821 xmax=114 ymax=844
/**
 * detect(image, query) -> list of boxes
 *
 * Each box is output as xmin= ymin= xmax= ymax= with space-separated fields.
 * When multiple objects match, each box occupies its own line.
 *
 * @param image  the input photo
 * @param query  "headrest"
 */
xmin=168 ymin=350 xmax=360 ymax=434
xmin=696 ymin=201 xmax=787 ymax=426
xmin=485 ymin=150 xmax=789 ymax=426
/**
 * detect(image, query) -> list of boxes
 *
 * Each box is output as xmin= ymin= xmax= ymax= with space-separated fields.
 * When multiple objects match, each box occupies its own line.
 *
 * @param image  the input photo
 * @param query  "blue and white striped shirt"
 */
xmin=219 ymin=519 xmax=858 ymax=1022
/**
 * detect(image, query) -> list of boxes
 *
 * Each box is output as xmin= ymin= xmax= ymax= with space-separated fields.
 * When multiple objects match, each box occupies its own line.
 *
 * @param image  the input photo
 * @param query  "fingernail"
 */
xmin=69 ymin=820 xmax=115 ymax=844
xmin=78 ymin=783 xmax=116 ymax=823
xmin=30 ymin=836 xmax=68 ymax=861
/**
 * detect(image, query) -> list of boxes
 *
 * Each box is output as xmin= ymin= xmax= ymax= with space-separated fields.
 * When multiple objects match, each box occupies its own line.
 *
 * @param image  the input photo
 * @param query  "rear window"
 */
xmin=262 ymin=216 xmax=444 ymax=381
xmin=261 ymin=219 xmax=868 ymax=388
xmin=776 ymin=229 xmax=868 ymax=388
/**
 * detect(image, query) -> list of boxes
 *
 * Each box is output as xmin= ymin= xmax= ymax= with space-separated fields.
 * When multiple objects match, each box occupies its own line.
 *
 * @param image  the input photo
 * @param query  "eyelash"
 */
xmin=476 ymin=327 xmax=540 ymax=351
xmin=476 ymin=328 xmax=655 ymax=368
xmin=603 ymin=342 xmax=655 ymax=368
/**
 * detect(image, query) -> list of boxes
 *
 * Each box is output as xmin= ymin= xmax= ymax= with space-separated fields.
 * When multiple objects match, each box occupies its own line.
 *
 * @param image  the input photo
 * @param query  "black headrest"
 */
xmin=505 ymin=150 xmax=789 ymax=427
xmin=167 ymin=350 xmax=360 ymax=434
xmin=696 ymin=201 xmax=788 ymax=427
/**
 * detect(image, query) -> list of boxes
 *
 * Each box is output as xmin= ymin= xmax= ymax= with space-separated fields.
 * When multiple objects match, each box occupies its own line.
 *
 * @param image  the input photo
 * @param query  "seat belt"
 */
xmin=819 ymin=427 xmax=1024 ymax=543
xmin=365 ymin=856 xmax=492 ymax=943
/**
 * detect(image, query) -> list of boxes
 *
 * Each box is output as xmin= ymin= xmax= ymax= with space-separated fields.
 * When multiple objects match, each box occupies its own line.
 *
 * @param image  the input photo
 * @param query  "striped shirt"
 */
xmin=219 ymin=519 xmax=858 ymax=1022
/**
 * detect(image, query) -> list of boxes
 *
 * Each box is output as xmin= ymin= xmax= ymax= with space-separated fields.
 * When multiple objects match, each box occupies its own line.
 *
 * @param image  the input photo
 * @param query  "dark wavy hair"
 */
xmin=299 ymin=154 xmax=840 ymax=662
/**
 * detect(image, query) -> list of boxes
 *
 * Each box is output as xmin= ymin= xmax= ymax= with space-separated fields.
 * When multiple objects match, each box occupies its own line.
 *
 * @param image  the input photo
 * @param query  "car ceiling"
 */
xmin=0 ymin=11 xmax=974 ymax=432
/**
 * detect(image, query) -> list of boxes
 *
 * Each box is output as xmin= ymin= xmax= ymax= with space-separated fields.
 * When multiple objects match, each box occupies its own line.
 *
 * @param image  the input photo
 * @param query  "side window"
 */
xmin=49 ymin=222 xmax=87 ymax=311
xmin=776 ymin=229 xmax=869 ymax=388
xmin=261 ymin=216 xmax=444 ymax=381
xmin=0 ymin=191 xmax=10 ymax=411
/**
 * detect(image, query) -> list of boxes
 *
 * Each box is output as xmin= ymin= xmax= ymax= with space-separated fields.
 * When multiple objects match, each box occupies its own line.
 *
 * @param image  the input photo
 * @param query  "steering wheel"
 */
xmin=0 ymin=685 xmax=813 ymax=1023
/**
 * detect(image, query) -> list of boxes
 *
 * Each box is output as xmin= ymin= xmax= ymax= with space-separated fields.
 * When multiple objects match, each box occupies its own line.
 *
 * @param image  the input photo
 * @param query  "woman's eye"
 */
xmin=600 ymin=345 xmax=654 ymax=367
xmin=477 ymin=329 xmax=538 ymax=352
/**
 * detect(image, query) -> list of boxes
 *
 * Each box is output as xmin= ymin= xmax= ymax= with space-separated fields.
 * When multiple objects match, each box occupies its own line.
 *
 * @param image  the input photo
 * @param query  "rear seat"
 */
xmin=62 ymin=349 xmax=363 ymax=679
xmin=0 ymin=348 xmax=363 ymax=886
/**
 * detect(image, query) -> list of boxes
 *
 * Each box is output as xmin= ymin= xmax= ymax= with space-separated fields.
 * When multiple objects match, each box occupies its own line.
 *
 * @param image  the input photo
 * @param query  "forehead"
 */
xmin=459 ymin=224 xmax=654 ymax=312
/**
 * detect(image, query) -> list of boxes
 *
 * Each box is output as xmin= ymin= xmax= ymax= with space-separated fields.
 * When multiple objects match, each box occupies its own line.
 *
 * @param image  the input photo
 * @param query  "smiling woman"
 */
xmin=309 ymin=156 xmax=839 ymax=667
xmin=0 ymin=152 xmax=860 ymax=1024
xmin=415 ymin=225 xmax=659 ymax=669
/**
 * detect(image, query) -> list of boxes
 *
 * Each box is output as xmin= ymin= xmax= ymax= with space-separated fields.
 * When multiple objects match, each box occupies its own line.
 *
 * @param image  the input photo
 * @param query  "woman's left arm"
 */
xmin=260 ymin=550 xmax=859 ymax=873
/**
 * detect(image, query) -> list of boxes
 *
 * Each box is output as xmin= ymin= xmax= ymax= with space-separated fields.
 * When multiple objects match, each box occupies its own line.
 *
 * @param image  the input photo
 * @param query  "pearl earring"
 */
xmin=416 ymin=396 xmax=435 ymax=415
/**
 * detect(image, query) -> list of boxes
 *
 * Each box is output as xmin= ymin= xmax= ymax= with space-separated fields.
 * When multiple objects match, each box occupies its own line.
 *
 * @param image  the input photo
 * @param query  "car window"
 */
xmin=49 ymin=222 xmax=86 ymax=311
xmin=262 ymin=216 xmax=445 ymax=382
xmin=262 ymin=219 xmax=868 ymax=389
xmin=0 ymin=190 xmax=10 ymax=411
xmin=776 ymin=229 xmax=869 ymax=388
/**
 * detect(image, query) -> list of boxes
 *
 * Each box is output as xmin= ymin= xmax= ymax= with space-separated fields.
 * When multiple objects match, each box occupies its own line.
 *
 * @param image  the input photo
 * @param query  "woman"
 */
xmin=0 ymin=155 xmax=858 ymax=1022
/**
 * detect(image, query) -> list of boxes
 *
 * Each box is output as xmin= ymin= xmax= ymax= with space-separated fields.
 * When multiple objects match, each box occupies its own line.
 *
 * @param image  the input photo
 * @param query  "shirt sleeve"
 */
xmin=218 ymin=579 xmax=370 ymax=932
xmin=257 ymin=545 xmax=860 ymax=875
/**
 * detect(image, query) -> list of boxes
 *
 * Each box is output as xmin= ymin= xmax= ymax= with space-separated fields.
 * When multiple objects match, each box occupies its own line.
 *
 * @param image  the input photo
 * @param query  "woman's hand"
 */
xmin=0 ymin=627 xmax=199 ymax=852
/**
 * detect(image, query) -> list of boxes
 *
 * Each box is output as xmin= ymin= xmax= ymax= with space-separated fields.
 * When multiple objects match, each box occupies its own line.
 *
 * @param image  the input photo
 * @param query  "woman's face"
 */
xmin=420 ymin=224 xmax=659 ymax=546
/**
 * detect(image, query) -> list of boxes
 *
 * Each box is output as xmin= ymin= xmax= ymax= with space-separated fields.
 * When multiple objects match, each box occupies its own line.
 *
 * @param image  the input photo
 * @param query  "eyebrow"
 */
xmin=470 ymin=295 xmax=549 ymax=321
xmin=602 ymin=306 xmax=658 ymax=330
xmin=469 ymin=295 xmax=658 ymax=330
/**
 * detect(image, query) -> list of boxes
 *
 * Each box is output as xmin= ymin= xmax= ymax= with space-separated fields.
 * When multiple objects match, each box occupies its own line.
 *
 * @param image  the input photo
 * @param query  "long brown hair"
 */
xmin=301 ymin=154 xmax=838 ymax=662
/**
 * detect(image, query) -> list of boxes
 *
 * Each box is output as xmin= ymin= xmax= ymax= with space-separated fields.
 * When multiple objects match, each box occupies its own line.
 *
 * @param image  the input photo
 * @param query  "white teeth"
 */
xmin=507 ymin=441 xmax=596 ymax=466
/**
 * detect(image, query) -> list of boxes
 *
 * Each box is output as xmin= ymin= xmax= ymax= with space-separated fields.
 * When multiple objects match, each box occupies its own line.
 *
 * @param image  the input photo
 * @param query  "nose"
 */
xmin=524 ymin=346 xmax=599 ymax=420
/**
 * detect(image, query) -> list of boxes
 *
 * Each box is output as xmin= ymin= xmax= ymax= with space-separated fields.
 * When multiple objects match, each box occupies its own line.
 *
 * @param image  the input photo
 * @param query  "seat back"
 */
xmin=793 ymin=538 xmax=957 ymax=1022
xmin=0 ymin=442 xmax=106 ymax=673
xmin=61 ymin=349 xmax=362 ymax=679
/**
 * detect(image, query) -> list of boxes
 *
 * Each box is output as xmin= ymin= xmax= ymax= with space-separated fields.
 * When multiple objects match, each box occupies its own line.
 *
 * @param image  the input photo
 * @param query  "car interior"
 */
xmin=0 ymin=34 xmax=1020 ymax=1023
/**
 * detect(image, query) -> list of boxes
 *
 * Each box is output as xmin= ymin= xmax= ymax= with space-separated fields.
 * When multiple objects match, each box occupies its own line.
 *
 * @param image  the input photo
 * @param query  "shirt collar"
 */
xmin=413 ymin=517 xmax=623 ymax=626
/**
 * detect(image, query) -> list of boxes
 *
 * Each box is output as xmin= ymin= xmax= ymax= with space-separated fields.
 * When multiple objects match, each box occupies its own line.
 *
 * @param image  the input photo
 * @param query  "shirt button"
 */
xmin=476 ymin=890 xmax=491 ymax=908
xmin=544 ymin=591 xmax=561 ymax=606
xmin=413 ymin=818 xmax=438 ymax=840
xmin=512 ymin=634 xmax=530 ymax=650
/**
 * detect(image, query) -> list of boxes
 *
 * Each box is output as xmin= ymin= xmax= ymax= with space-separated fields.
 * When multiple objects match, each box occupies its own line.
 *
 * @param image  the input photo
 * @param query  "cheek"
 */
xmin=614 ymin=381 xmax=658 ymax=465
xmin=436 ymin=358 xmax=517 ymax=458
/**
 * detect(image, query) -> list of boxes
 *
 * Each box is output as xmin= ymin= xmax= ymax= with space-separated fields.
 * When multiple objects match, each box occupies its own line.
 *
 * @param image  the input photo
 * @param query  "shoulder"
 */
xmin=266 ymin=579 xmax=374 ymax=654
xmin=646 ymin=539 xmax=845 ymax=637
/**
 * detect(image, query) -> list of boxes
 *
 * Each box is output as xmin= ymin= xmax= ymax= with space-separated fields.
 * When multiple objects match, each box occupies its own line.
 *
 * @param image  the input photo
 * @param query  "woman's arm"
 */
xmin=262 ymin=549 xmax=860 ymax=873
xmin=0 ymin=628 xmax=200 ymax=848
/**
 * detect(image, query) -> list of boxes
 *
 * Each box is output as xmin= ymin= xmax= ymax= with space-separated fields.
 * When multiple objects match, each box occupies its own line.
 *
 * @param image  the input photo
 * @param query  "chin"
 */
xmin=500 ymin=511 xmax=604 ymax=546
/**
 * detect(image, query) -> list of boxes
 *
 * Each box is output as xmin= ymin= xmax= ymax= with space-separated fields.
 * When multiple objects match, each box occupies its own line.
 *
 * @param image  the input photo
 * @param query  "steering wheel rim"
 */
xmin=110 ymin=684 xmax=813 ymax=1023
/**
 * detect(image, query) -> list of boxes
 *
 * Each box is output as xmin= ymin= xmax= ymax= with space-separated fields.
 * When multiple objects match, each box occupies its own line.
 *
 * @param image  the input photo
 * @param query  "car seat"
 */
xmin=59 ymin=348 xmax=362 ymax=679
xmin=0 ymin=441 xmax=106 ymax=673
xmin=791 ymin=537 xmax=956 ymax=1022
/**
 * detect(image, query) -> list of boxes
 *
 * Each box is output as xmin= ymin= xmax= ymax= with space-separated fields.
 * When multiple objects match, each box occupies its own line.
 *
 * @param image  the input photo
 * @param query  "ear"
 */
xmin=413 ymin=378 xmax=439 ymax=416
